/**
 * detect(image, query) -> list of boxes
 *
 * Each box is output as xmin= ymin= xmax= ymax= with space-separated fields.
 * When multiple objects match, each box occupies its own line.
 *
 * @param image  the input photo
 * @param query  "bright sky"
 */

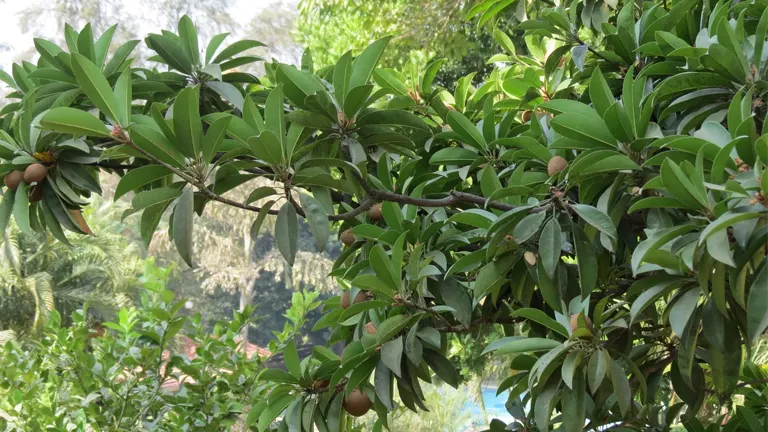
xmin=0 ymin=0 xmax=276 ymax=70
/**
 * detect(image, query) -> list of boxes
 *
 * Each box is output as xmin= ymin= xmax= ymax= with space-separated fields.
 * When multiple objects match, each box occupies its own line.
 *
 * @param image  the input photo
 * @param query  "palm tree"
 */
xmin=0 ymin=197 xmax=143 ymax=337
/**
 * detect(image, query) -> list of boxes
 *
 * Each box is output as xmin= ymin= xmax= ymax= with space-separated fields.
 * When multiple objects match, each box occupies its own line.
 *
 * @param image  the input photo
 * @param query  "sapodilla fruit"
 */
xmin=570 ymin=314 xmax=593 ymax=332
xmin=4 ymin=171 xmax=23 ymax=191
xmin=368 ymin=203 xmax=383 ymax=222
xmin=343 ymin=389 xmax=372 ymax=417
xmin=340 ymin=229 xmax=356 ymax=246
xmin=364 ymin=322 xmax=377 ymax=335
xmin=23 ymin=163 xmax=47 ymax=183
xmin=547 ymin=156 xmax=568 ymax=176
xmin=340 ymin=290 xmax=367 ymax=310
xmin=522 ymin=110 xmax=533 ymax=122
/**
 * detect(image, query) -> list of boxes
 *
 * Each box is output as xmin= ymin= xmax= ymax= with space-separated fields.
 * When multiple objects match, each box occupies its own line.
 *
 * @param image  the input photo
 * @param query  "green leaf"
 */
xmin=275 ymin=64 xmax=324 ymax=109
xmin=588 ymin=350 xmax=608 ymax=394
xmin=248 ymin=130 xmax=284 ymax=165
xmin=205 ymin=33 xmax=229 ymax=64
xmin=653 ymin=72 xmax=732 ymax=102
xmin=250 ymin=201 xmax=276 ymax=241
xmin=660 ymin=159 xmax=708 ymax=209
xmin=534 ymin=383 xmax=558 ymax=432
xmin=356 ymin=110 xmax=429 ymax=130
xmin=172 ymin=187 xmax=195 ymax=267
xmin=610 ymin=359 xmax=632 ymax=416
xmin=113 ymin=69 xmax=132 ymax=127
xmin=258 ymin=394 xmax=295 ymax=431
xmin=483 ymin=337 xmax=561 ymax=355
xmin=510 ymin=308 xmax=568 ymax=337
xmin=147 ymin=34 xmax=193 ymax=74
xmin=699 ymin=211 xmax=760 ymax=246
xmin=573 ymin=225 xmax=597 ymax=298
xmin=550 ymin=113 xmax=616 ymax=148
xmin=350 ymin=37 xmax=391 ymax=89
xmin=562 ymin=370 xmax=586 ymax=432
xmin=202 ymin=115 xmax=231 ymax=163
xmin=265 ymin=85 xmax=286 ymax=147
xmin=422 ymin=349 xmax=459 ymax=388
xmin=571 ymin=204 xmax=617 ymax=240
xmin=589 ymin=68 xmax=615 ymax=117
xmin=632 ymin=224 xmax=696 ymax=274
xmin=71 ymin=53 xmax=121 ymax=124
xmin=283 ymin=340 xmax=302 ymax=378
xmin=381 ymin=337 xmax=403 ymax=377
xmin=213 ymin=39 xmax=265 ymax=64
xmin=630 ymin=277 xmax=684 ymax=322
xmin=130 ymin=124 xmax=187 ymax=168
xmin=561 ymin=351 xmax=582 ymax=389
xmin=177 ymin=15 xmax=200 ymax=66
xmin=173 ymin=86 xmax=203 ymax=158
xmin=447 ymin=111 xmax=486 ymax=150
xmin=539 ymin=217 xmax=561 ymax=279
xmin=513 ymin=212 xmax=546 ymax=244
xmin=39 ymin=107 xmax=111 ymax=137
xmin=114 ymin=165 xmax=172 ymax=201
xmin=747 ymin=259 xmax=768 ymax=345
xmin=13 ymin=182 xmax=31 ymax=235
xmin=275 ymin=202 xmax=298 ymax=266
xmin=298 ymin=194 xmax=329 ymax=252
xmin=373 ymin=69 xmax=408 ymax=95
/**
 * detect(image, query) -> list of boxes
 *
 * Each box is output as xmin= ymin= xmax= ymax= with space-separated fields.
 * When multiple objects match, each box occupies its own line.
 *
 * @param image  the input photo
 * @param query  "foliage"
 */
xmin=0 ymin=196 xmax=143 ymax=336
xmin=1 ymin=0 xmax=768 ymax=430
xmin=0 ymin=261 xmax=321 ymax=430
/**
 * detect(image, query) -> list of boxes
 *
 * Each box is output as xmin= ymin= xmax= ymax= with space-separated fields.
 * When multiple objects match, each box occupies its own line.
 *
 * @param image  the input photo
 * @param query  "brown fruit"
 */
xmin=547 ymin=156 xmax=568 ymax=176
xmin=368 ymin=204 xmax=383 ymax=222
xmin=23 ymin=163 xmax=47 ymax=183
xmin=340 ymin=229 xmax=356 ymax=246
xmin=522 ymin=110 xmax=533 ymax=123
xmin=88 ymin=323 xmax=106 ymax=339
xmin=570 ymin=314 xmax=593 ymax=332
xmin=340 ymin=290 xmax=367 ymax=310
xmin=343 ymin=389 xmax=372 ymax=417
xmin=28 ymin=185 xmax=43 ymax=202
xmin=4 ymin=170 xmax=23 ymax=191
xmin=365 ymin=322 xmax=377 ymax=335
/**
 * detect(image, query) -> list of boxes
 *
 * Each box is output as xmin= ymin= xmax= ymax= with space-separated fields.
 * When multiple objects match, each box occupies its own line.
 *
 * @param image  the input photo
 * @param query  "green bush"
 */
xmin=1 ymin=0 xmax=768 ymax=430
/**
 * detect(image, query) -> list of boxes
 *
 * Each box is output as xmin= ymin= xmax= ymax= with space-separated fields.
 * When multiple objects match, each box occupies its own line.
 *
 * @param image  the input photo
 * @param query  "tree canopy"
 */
xmin=1 ymin=0 xmax=768 ymax=430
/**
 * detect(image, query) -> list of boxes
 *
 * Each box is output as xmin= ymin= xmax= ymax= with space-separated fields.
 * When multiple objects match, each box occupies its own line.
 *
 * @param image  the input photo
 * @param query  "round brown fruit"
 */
xmin=522 ymin=110 xmax=533 ymax=123
xmin=4 ymin=170 xmax=24 ymax=191
xmin=368 ymin=204 xmax=383 ymax=222
xmin=547 ymin=156 xmax=568 ymax=177
xmin=23 ymin=163 xmax=47 ymax=184
xmin=365 ymin=322 xmax=377 ymax=335
xmin=340 ymin=229 xmax=356 ymax=246
xmin=343 ymin=389 xmax=372 ymax=417
xmin=29 ymin=185 xmax=43 ymax=202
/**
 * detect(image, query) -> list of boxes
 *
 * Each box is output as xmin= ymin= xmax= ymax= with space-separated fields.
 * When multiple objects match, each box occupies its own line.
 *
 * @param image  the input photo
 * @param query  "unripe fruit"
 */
xmin=343 ymin=389 xmax=372 ymax=417
xmin=29 ymin=185 xmax=43 ymax=202
xmin=341 ymin=229 xmax=356 ymax=246
xmin=23 ymin=163 xmax=47 ymax=184
xmin=368 ymin=204 xmax=383 ymax=222
xmin=340 ymin=290 xmax=367 ymax=310
xmin=4 ymin=171 xmax=23 ymax=191
xmin=522 ymin=110 xmax=533 ymax=122
xmin=547 ymin=156 xmax=568 ymax=176
xmin=365 ymin=322 xmax=377 ymax=335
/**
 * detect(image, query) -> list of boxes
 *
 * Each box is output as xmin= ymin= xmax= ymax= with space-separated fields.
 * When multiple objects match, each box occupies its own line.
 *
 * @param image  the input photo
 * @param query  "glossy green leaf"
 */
xmin=275 ymin=202 xmax=298 ymax=266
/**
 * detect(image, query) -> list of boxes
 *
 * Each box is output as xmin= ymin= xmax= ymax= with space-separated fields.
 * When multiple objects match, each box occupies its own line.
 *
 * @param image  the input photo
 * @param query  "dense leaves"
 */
xmin=1 ymin=0 xmax=768 ymax=430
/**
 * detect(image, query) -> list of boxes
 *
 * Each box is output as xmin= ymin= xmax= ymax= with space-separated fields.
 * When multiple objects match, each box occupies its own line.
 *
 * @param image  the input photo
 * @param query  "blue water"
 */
xmin=462 ymin=387 xmax=516 ymax=425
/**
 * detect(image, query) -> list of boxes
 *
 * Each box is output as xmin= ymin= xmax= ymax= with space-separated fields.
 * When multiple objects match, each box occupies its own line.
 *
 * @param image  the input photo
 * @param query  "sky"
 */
xmin=0 ymin=0 xmax=277 ymax=70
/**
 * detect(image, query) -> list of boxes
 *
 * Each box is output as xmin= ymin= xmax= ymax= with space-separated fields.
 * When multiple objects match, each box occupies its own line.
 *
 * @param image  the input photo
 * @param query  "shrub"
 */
xmin=1 ymin=0 xmax=768 ymax=429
